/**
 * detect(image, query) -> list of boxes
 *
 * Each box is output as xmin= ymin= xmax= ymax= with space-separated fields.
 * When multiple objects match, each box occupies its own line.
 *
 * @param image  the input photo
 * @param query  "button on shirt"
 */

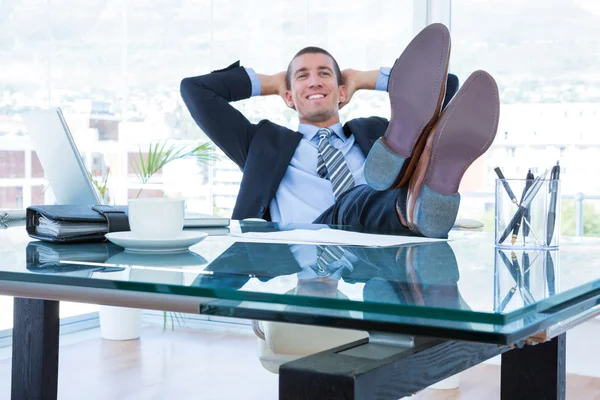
xmin=244 ymin=67 xmax=390 ymax=223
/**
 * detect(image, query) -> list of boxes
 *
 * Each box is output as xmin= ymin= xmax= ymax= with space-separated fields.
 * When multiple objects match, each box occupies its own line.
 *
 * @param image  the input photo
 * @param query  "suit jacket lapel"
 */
xmin=233 ymin=121 xmax=301 ymax=220
xmin=343 ymin=116 xmax=389 ymax=157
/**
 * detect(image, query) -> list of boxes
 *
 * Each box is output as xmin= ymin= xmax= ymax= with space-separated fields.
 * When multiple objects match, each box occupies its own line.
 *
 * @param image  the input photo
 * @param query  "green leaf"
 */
xmin=87 ymin=170 xmax=110 ymax=201
xmin=162 ymin=311 xmax=186 ymax=331
xmin=134 ymin=140 xmax=218 ymax=198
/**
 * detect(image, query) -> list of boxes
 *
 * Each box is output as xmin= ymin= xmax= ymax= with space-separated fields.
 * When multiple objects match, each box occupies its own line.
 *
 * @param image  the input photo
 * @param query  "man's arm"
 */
xmin=180 ymin=65 xmax=258 ymax=169
xmin=339 ymin=68 xmax=390 ymax=109
xmin=256 ymin=72 xmax=287 ymax=98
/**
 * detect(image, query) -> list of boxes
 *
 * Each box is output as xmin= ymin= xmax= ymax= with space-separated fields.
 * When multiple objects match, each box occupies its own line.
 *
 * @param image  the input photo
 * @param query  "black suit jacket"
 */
xmin=181 ymin=63 xmax=458 ymax=221
xmin=180 ymin=65 xmax=387 ymax=221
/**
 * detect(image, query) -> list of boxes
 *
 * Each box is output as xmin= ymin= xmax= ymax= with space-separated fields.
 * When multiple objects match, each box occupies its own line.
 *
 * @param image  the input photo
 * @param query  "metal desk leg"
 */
xmin=501 ymin=333 xmax=566 ymax=400
xmin=11 ymin=297 xmax=60 ymax=400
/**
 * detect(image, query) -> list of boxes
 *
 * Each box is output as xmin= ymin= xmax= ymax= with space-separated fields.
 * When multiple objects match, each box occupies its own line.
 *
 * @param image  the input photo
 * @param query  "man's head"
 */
xmin=284 ymin=47 xmax=346 ymax=127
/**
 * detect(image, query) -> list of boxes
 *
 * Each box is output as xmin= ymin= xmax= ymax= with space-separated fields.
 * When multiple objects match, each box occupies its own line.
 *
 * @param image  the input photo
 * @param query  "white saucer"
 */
xmin=105 ymin=250 xmax=208 ymax=267
xmin=105 ymin=231 xmax=208 ymax=254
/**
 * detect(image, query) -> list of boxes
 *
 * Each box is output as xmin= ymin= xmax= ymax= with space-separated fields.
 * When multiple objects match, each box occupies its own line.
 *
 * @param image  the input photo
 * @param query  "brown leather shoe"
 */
xmin=364 ymin=23 xmax=451 ymax=190
xmin=405 ymin=71 xmax=500 ymax=238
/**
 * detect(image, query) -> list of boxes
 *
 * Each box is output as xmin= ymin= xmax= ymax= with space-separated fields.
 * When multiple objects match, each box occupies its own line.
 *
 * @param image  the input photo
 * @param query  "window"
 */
xmin=452 ymin=0 xmax=600 ymax=233
xmin=0 ymin=0 xmax=423 ymax=331
xmin=1 ymin=0 xmax=417 ymax=215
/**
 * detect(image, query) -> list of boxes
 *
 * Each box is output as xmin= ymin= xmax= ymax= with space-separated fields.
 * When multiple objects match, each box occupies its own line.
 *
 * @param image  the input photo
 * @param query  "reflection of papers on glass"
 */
xmin=0 ymin=209 xmax=26 ymax=221
xmin=229 ymin=229 xmax=447 ymax=247
xmin=26 ymin=242 xmax=124 ymax=277
xmin=35 ymin=245 xmax=111 ymax=265
xmin=0 ymin=209 xmax=26 ymax=229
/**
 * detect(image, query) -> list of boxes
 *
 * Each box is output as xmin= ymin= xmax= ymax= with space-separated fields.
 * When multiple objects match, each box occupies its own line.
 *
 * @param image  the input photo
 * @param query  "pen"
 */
xmin=496 ymin=249 xmax=518 ymax=312
xmin=494 ymin=167 xmax=518 ymax=205
xmin=498 ymin=286 xmax=517 ymax=312
xmin=510 ymin=250 xmax=519 ymax=271
xmin=498 ymin=170 xmax=549 ymax=244
xmin=510 ymin=215 xmax=521 ymax=245
xmin=546 ymin=161 xmax=560 ymax=246
xmin=520 ymin=282 xmax=536 ymax=305
xmin=497 ymin=250 xmax=536 ymax=310
xmin=498 ymin=250 xmax=519 ymax=282
xmin=522 ymin=252 xmax=531 ymax=288
xmin=545 ymin=251 xmax=556 ymax=296
xmin=511 ymin=251 xmax=535 ymax=305
xmin=511 ymin=170 xmax=534 ymax=245
xmin=522 ymin=169 xmax=535 ymax=238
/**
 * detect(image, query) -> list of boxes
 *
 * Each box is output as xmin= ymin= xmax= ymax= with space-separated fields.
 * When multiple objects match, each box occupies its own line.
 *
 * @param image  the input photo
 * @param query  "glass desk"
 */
xmin=2 ymin=221 xmax=598 ymax=400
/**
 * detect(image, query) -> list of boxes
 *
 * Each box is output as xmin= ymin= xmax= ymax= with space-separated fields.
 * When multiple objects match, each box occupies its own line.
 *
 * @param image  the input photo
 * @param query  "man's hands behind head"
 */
xmin=339 ymin=69 xmax=381 ymax=109
xmin=258 ymin=68 xmax=379 ymax=111
xmin=258 ymin=71 xmax=292 ymax=108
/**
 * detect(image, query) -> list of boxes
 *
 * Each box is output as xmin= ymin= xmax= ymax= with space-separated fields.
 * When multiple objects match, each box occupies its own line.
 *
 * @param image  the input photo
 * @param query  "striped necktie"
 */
xmin=313 ymin=245 xmax=346 ymax=277
xmin=316 ymin=128 xmax=355 ymax=199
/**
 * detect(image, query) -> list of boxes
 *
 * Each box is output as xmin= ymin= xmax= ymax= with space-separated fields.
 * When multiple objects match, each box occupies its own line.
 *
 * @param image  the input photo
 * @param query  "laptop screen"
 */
xmin=22 ymin=107 xmax=102 ymax=206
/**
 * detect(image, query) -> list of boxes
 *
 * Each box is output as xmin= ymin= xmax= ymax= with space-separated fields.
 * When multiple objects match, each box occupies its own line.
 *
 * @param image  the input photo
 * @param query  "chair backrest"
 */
xmin=442 ymin=73 xmax=459 ymax=110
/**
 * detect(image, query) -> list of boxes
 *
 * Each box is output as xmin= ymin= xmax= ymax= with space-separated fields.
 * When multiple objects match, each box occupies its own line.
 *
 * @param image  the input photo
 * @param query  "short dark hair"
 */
xmin=286 ymin=46 xmax=343 ymax=90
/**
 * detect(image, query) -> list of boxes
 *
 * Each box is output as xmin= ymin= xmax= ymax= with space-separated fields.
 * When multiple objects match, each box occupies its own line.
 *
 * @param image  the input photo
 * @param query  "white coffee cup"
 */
xmin=128 ymin=198 xmax=185 ymax=239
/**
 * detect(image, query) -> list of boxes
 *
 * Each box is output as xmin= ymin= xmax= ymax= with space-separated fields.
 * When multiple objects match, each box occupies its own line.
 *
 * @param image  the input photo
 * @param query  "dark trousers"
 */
xmin=312 ymin=184 xmax=415 ymax=235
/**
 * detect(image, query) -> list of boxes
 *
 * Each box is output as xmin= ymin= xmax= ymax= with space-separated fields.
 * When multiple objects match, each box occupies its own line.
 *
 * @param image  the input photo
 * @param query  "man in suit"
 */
xmin=181 ymin=24 xmax=499 ymax=238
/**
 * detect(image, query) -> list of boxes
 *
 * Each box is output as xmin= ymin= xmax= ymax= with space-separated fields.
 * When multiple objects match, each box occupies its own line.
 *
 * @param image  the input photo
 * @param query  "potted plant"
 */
xmin=95 ymin=140 xmax=217 ymax=337
xmin=133 ymin=140 xmax=217 ymax=330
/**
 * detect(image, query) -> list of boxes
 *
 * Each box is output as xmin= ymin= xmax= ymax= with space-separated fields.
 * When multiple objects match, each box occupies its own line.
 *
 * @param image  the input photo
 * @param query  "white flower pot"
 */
xmin=99 ymin=306 xmax=142 ymax=341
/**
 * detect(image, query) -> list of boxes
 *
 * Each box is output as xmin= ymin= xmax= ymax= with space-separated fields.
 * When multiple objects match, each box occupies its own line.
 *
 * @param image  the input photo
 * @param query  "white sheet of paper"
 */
xmin=229 ymin=229 xmax=446 ymax=247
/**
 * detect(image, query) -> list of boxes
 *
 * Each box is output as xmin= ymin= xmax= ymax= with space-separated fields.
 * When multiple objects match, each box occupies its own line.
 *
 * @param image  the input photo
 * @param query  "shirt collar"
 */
xmin=298 ymin=123 xmax=345 ymax=142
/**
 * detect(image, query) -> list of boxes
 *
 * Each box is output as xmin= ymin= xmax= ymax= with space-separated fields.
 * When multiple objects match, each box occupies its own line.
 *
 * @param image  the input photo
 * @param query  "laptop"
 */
xmin=22 ymin=107 xmax=230 ymax=228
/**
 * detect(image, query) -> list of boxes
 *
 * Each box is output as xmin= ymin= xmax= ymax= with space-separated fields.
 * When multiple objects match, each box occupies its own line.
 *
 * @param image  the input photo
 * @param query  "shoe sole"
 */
xmin=365 ymin=23 xmax=450 ymax=190
xmin=407 ymin=71 xmax=500 ymax=238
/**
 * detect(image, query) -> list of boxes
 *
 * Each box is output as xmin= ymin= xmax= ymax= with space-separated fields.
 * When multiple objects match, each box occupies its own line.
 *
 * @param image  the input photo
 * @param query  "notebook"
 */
xmin=22 ymin=107 xmax=229 ymax=228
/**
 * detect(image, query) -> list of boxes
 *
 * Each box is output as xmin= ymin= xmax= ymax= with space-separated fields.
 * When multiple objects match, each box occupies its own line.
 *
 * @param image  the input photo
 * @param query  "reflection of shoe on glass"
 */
xmin=363 ymin=242 xmax=460 ymax=306
xmin=406 ymin=71 xmax=500 ymax=238
xmin=365 ymin=23 xmax=451 ymax=190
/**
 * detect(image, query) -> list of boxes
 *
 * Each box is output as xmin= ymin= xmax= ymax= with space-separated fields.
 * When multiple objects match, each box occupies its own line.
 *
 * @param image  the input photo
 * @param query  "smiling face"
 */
xmin=284 ymin=52 xmax=347 ymax=127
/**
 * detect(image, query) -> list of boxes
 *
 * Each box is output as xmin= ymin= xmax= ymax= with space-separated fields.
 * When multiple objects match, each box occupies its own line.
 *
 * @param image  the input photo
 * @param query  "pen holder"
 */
xmin=494 ymin=248 xmax=559 ymax=312
xmin=495 ymin=179 xmax=560 ymax=249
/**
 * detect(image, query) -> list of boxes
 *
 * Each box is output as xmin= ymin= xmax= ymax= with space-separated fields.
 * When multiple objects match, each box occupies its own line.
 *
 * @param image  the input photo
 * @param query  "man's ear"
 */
xmin=338 ymin=85 xmax=348 ymax=106
xmin=284 ymin=90 xmax=296 ymax=110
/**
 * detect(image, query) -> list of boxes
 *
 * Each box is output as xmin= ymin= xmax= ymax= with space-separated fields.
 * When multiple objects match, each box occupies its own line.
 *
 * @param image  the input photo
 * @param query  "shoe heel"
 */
xmin=413 ymin=185 xmax=460 ymax=238
xmin=365 ymin=138 xmax=406 ymax=190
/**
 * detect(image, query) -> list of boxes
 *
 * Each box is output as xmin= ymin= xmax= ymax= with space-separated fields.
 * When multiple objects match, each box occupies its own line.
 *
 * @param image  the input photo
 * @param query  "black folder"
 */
xmin=26 ymin=205 xmax=130 ymax=243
